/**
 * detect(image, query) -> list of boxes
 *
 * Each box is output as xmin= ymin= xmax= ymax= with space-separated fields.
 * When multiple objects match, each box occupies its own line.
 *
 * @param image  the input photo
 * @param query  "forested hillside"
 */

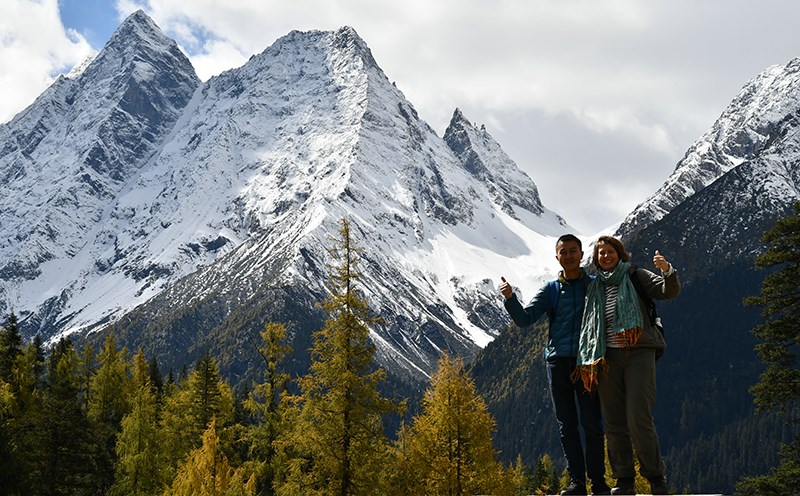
xmin=0 ymin=221 xmax=537 ymax=496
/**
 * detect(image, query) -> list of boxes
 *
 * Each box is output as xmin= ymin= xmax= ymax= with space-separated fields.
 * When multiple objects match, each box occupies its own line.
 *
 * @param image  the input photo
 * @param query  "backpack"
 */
xmin=628 ymin=266 xmax=665 ymax=360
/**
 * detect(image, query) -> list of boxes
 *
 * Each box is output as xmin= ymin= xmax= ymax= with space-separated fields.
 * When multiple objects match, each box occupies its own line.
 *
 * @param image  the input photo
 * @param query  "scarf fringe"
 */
xmin=623 ymin=326 xmax=643 ymax=349
xmin=572 ymin=358 xmax=608 ymax=394
xmin=573 ymin=327 xmax=643 ymax=393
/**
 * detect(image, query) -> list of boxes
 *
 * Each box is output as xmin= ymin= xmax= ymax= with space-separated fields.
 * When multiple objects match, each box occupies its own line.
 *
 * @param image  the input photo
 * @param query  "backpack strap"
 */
xmin=627 ymin=266 xmax=657 ymax=326
xmin=547 ymin=280 xmax=560 ymax=325
xmin=628 ymin=266 xmax=665 ymax=361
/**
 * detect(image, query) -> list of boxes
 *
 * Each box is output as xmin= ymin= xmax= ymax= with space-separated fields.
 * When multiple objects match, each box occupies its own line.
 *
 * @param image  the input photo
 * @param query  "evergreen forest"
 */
xmin=0 ymin=220 xmax=536 ymax=496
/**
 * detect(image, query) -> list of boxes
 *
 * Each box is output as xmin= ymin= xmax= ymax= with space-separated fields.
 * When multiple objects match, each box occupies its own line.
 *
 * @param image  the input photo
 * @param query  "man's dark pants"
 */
xmin=546 ymin=356 xmax=606 ymax=484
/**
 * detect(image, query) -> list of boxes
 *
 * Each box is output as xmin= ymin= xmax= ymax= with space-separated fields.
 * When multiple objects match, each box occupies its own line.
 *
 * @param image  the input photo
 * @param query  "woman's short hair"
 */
xmin=592 ymin=235 xmax=631 ymax=268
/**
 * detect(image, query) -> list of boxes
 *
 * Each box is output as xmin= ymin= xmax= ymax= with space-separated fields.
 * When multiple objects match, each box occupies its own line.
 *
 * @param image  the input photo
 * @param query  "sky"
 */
xmin=2 ymin=0 xmax=800 ymax=234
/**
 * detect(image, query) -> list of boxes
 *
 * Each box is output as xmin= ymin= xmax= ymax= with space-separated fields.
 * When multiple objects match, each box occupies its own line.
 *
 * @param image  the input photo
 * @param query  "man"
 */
xmin=500 ymin=234 xmax=609 ymax=496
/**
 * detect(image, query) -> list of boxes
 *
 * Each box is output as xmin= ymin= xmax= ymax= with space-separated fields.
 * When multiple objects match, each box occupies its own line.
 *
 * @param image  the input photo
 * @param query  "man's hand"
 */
xmin=499 ymin=276 xmax=513 ymax=299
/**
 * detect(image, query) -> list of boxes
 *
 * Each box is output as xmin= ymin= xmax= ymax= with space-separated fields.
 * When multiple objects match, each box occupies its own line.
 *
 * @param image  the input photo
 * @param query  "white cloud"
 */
xmin=189 ymin=38 xmax=250 ymax=81
xmin=0 ymin=0 xmax=93 ymax=123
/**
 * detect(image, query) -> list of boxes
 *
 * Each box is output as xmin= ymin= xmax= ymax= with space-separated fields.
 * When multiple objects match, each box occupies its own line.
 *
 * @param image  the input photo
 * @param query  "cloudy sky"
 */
xmin=3 ymin=0 xmax=800 ymax=234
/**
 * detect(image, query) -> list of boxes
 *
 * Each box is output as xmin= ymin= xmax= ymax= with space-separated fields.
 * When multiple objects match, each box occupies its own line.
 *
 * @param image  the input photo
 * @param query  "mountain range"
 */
xmin=0 ymin=11 xmax=567 ymax=386
xmin=2 ymin=10 xmax=800 ymax=493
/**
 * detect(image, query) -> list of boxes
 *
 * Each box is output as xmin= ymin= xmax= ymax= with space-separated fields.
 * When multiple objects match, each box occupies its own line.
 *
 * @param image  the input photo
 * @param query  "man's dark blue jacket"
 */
xmin=503 ymin=270 xmax=592 ymax=360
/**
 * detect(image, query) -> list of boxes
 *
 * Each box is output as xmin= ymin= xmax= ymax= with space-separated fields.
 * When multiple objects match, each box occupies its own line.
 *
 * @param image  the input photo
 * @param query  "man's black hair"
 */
xmin=556 ymin=233 xmax=582 ymax=251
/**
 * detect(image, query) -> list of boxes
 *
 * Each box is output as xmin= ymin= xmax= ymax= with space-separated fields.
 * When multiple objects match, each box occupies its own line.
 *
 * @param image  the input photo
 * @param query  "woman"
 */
xmin=576 ymin=236 xmax=680 ymax=495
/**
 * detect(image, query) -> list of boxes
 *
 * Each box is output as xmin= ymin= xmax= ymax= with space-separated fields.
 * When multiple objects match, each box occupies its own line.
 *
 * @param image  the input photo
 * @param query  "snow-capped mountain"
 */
xmin=617 ymin=57 xmax=800 ymax=240
xmin=0 ymin=11 xmax=569 ymax=383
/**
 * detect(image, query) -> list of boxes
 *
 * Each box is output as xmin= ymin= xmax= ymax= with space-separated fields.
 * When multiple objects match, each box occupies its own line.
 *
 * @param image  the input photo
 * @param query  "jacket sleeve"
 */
xmin=637 ymin=267 xmax=681 ymax=300
xmin=503 ymin=284 xmax=550 ymax=328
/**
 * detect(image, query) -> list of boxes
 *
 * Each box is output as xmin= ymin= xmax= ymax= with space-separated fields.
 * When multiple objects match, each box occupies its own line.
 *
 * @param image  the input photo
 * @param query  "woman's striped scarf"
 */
xmin=574 ymin=261 xmax=643 ymax=392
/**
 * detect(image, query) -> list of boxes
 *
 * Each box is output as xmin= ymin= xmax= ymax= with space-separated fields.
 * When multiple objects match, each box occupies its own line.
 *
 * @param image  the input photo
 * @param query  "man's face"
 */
xmin=556 ymin=240 xmax=583 ymax=272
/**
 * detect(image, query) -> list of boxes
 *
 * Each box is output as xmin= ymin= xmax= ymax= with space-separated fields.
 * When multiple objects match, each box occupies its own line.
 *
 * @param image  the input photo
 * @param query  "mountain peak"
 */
xmin=0 ymin=8 xmax=200 ymax=314
xmin=1 ymin=13 xmax=569 ymax=387
xmin=443 ymin=108 xmax=567 ymax=233
xmin=266 ymin=25 xmax=381 ymax=75
xmin=451 ymin=107 xmax=468 ymax=123
xmin=444 ymin=109 xmax=491 ymax=179
xmin=332 ymin=26 xmax=378 ymax=66
xmin=79 ymin=9 xmax=198 ymax=90
xmin=122 ymin=9 xmax=152 ymax=26
xmin=105 ymin=10 xmax=169 ymax=50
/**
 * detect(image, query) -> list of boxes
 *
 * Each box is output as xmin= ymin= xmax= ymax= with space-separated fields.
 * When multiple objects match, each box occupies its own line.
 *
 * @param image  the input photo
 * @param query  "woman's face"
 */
xmin=596 ymin=242 xmax=620 ymax=271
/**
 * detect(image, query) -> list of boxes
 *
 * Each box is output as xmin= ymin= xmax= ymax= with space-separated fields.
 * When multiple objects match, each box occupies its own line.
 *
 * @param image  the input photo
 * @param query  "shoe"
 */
xmin=591 ymin=479 xmax=612 ymax=495
xmin=561 ymin=478 xmax=588 ymax=495
xmin=648 ymin=476 xmax=669 ymax=495
xmin=610 ymin=477 xmax=635 ymax=495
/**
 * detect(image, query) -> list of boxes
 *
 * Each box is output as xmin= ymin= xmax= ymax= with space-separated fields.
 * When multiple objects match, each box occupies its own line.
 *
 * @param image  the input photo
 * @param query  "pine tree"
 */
xmin=160 ymin=351 xmax=235 ymax=481
xmin=148 ymin=356 xmax=164 ymax=392
xmin=110 ymin=350 xmax=164 ymax=496
xmin=0 ymin=312 xmax=21 ymax=482
xmin=166 ymin=417 xmax=254 ymax=496
xmin=78 ymin=342 xmax=96 ymax=407
xmin=0 ymin=340 xmax=17 ymax=494
xmin=130 ymin=348 xmax=152 ymax=390
xmin=88 ymin=334 xmax=133 ymax=494
xmin=244 ymin=322 xmax=292 ymax=495
xmin=38 ymin=338 xmax=97 ymax=495
xmin=736 ymin=202 xmax=800 ymax=494
xmin=188 ymin=352 xmax=234 ymax=430
xmin=508 ymin=454 xmax=534 ymax=495
xmin=746 ymin=202 xmax=800 ymax=415
xmin=2 ymin=339 xmax=47 ymax=494
xmin=0 ymin=312 xmax=22 ymax=381
xmin=389 ymin=353 xmax=512 ymax=496
xmin=530 ymin=453 xmax=559 ymax=495
xmin=32 ymin=334 xmax=45 ymax=376
xmin=558 ymin=468 xmax=571 ymax=494
xmin=385 ymin=420 xmax=418 ymax=496
xmin=277 ymin=219 xmax=401 ymax=496
xmin=88 ymin=334 xmax=132 ymax=424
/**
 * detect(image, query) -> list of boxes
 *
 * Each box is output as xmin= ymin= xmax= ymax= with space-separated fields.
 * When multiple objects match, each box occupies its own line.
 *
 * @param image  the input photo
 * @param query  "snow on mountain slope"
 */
xmin=0 ymin=11 xmax=569 ymax=380
xmin=617 ymin=57 xmax=800 ymax=240
xmin=0 ymin=10 xmax=200 ymax=332
xmin=444 ymin=108 xmax=569 ymax=236
xmin=101 ymin=24 xmax=569 ymax=378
